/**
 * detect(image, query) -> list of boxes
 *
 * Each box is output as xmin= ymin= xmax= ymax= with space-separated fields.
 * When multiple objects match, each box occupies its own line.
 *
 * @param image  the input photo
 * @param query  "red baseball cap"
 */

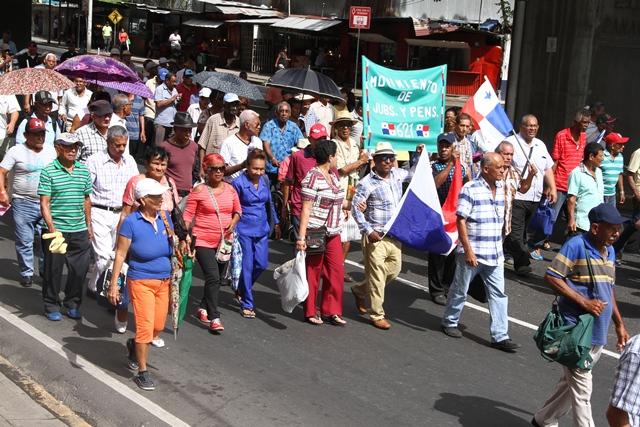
xmin=604 ymin=132 xmax=629 ymax=145
xmin=309 ymin=123 xmax=327 ymax=139
xmin=26 ymin=118 xmax=46 ymax=133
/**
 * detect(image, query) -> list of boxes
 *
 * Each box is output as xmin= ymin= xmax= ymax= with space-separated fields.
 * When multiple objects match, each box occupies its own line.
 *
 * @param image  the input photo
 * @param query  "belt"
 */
xmin=92 ymin=204 xmax=122 ymax=213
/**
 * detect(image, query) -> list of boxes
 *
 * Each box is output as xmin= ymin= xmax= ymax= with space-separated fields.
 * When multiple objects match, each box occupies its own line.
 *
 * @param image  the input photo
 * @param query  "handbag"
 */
xmin=533 ymin=241 xmax=596 ymax=370
xmin=305 ymin=226 xmax=327 ymax=255
xmin=529 ymin=199 xmax=555 ymax=236
xmin=207 ymin=186 xmax=234 ymax=263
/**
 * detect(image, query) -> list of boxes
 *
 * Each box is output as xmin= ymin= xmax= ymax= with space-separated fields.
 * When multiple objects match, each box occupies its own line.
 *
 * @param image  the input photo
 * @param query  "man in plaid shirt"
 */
xmin=351 ymin=141 xmax=418 ymax=330
xmin=608 ymin=335 xmax=640 ymax=427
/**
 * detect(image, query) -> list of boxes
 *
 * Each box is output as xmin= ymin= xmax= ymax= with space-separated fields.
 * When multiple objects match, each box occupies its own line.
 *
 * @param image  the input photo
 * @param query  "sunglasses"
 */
xmin=375 ymin=155 xmax=395 ymax=162
xmin=207 ymin=166 xmax=225 ymax=173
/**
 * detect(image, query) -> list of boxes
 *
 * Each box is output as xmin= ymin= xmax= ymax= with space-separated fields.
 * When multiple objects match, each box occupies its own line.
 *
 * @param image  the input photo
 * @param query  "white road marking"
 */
xmin=0 ymin=305 xmax=190 ymax=427
xmin=344 ymin=259 xmax=621 ymax=360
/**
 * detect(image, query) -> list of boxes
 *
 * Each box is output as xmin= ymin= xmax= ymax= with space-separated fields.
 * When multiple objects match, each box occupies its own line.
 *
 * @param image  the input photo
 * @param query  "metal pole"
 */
xmin=87 ymin=0 xmax=93 ymax=51
xmin=353 ymin=27 xmax=360 ymax=92
xmin=287 ymin=0 xmax=291 ymax=16
xmin=48 ymin=0 xmax=52 ymax=44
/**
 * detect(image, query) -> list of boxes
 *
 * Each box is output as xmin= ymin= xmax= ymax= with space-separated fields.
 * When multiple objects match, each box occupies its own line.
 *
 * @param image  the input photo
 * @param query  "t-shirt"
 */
xmin=119 ymin=211 xmax=173 ymax=280
xmin=154 ymin=83 xmax=178 ymax=126
xmin=182 ymin=183 xmax=241 ymax=248
xmin=567 ymin=163 xmax=604 ymax=232
xmin=601 ymin=150 xmax=624 ymax=197
xmin=285 ymin=147 xmax=317 ymax=217
xmin=0 ymin=95 xmax=19 ymax=140
xmin=552 ymin=128 xmax=587 ymax=192
xmin=159 ymin=140 xmax=198 ymax=192
xmin=176 ymin=83 xmax=198 ymax=112
xmin=219 ymin=134 xmax=263 ymax=182
xmin=0 ymin=144 xmax=56 ymax=201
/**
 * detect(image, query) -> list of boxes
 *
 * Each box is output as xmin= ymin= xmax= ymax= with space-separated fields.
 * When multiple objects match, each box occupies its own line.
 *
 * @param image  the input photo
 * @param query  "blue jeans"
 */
xmin=551 ymin=190 xmax=568 ymax=224
xmin=604 ymin=195 xmax=616 ymax=206
xmin=442 ymin=254 xmax=509 ymax=342
xmin=12 ymin=198 xmax=44 ymax=279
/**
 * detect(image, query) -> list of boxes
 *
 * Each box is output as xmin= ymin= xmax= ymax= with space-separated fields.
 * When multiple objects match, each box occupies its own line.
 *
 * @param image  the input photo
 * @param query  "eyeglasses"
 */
xmin=376 ymin=155 xmax=395 ymax=162
xmin=207 ymin=166 xmax=225 ymax=173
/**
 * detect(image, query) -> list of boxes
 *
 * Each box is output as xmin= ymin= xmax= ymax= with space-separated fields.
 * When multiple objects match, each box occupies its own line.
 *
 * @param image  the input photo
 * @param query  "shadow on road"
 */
xmin=434 ymin=392 xmax=532 ymax=426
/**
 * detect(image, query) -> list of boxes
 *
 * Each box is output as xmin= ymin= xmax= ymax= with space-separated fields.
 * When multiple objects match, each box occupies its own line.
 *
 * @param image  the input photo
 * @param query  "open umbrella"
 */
xmin=55 ymin=54 xmax=139 ymax=83
xmin=266 ymin=68 xmax=342 ymax=100
xmin=177 ymin=256 xmax=194 ymax=328
xmin=96 ymin=79 xmax=154 ymax=98
xmin=0 ymin=68 xmax=73 ymax=95
xmin=193 ymin=71 xmax=218 ymax=86
xmin=202 ymin=72 xmax=264 ymax=101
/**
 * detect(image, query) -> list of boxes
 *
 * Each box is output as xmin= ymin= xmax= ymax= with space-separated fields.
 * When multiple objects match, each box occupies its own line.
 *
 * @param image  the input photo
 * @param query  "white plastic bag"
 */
xmin=340 ymin=214 xmax=362 ymax=243
xmin=273 ymin=251 xmax=309 ymax=313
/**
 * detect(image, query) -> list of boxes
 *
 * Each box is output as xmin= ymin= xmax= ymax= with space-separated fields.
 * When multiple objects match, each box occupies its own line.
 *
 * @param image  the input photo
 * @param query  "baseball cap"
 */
xmin=437 ymin=132 xmax=456 ymax=145
xmin=184 ymin=68 xmax=195 ymax=77
xmin=223 ymin=93 xmax=240 ymax=103
xmin=604 ymin=132 xmax=629 ymax=144
xmin=588 ymin=203 xmax=625 ymax=225
xmin=157 ymin=67 xmax=169 ymax=81
xmin=199 ymin=87 xmax=212 ymax=98
xmin=88 ymin=100 xmax=113 ymax=116
xmin=34 ymin=91 xmax=56 ymax=104
xmin=309 ymin=123 xmax=327 ymax=139
xmin=134 ymin=178 xmax=169 ymax=200
xmin=54 ymin=132 xmax=80 ymax=146
xmin=25 ymin=118 xmax=46 ymax=133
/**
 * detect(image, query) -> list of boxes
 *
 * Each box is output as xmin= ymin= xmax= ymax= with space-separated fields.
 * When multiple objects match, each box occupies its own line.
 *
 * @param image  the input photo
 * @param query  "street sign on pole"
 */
xmin=349 ymin=6 xmax=371 ymax=91
xmin=108 ymin=9 xmax=123 ymax=25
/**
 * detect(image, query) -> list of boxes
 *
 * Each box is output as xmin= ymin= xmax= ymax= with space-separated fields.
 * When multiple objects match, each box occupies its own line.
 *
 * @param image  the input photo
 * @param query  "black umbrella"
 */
xmin=266 ymin=68 xmax=342 ymax=100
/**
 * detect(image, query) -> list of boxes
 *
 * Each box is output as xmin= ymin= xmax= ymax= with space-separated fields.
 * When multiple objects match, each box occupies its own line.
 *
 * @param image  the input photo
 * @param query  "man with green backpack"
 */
xmin=532 ymin=203 xmax=629 ymax=427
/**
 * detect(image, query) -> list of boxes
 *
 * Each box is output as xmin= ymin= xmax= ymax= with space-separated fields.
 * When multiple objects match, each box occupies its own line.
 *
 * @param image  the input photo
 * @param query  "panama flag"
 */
xmin=384 ymin=151 xmax=460 ymax=254
xmin=462 ymin=79 xmax=513 ymax=151
xmin=416 ymin=124 xmax=430 ymax=137
xmin=381 ymin=122 xmax=396 ymax=136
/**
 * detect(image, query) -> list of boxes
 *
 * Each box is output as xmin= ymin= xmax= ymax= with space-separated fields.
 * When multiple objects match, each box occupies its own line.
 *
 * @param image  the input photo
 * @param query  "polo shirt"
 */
xmin=552 ymin=128 xmax=586 ymax=192
xmin=119 ymin=211 xmax=173 ymax=280
xmin=37 ymin=159 xmax=92 ymax=232
xmin=547 ymin=234 xmax=615 ymax=346
xmin=601 ymin=150 xmax=624 ymax=196
xmin=154 ymin=83 xmax=178 ymax=127
xmin=506 ymin=134 xmax=554 ymax=202
xmin=567 ymin=163 xmax=604 ymax=231
xmin=219 ymin=134 xmax=263 ymax=182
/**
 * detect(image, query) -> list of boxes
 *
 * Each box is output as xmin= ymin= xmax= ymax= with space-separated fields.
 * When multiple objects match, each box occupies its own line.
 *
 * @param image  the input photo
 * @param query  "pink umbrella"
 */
xmin=96 ymin=80 xmax=153 ymax=98
xmin=55 ymin=54 xmax=139 ymax=83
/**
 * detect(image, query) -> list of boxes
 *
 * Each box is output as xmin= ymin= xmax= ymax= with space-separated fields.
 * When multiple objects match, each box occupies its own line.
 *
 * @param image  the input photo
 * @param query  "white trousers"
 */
xmin=534 ymin=346 xmax=603 ymax=427
xmin=89 ymin=207 xmax=120 ymax=292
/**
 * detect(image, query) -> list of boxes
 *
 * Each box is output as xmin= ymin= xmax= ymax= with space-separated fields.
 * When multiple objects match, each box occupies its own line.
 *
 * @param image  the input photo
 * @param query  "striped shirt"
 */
xmin=456 ymin=176 xmax=505 ymax=266
xmin=352 ymin=168 xmax=411 ymax=235
xmin=610 ymin=334 xmax=640 ymax=427
xmin=86 ymin=151 xmax=139 ymax=208
xmin=76 ymin=122 xmax=108 ymax=163
xmin=38 ymin=159 xmax=92 ymax=232
xmin=547 ymin=234 xmax=615 ymax=346
xmin=601 ymin=150 xmax=624 ymax=196
xmin=503 ymin=165 xmax=521 ymax=236
xmin=197 ymin=112 xmax=240 ymax=155
xmin=301 ymin=167 xmax=345 ymax=236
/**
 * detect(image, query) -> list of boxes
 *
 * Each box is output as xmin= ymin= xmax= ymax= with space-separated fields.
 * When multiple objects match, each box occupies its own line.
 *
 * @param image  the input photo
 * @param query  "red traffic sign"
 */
xmin=349 ymin=6 xmax=371 ymax=30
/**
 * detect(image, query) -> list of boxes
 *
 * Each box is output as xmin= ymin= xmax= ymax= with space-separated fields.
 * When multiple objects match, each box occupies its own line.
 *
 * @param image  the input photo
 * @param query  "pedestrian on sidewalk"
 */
xmin=0 ymin=118 xmax=56 ymax=287
xmin=38 ymin=133 xmax=92 ymax=321
xmin=532 ymin=203 xmax=629 ymax=427
xmin=108 ymin=178 xmax=175 ymax=391
xmin=441 ymin=152 xmax=521 ymax=353
xmin=102 ymin=23 xmax=112 ymax=51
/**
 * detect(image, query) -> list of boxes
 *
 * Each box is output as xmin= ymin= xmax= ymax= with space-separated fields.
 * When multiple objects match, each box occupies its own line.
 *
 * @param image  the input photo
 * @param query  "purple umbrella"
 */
xmin=96 ymin=80 xmax=153 ymax=98
xmin=55 ymin=54 xmax=139 ymax=83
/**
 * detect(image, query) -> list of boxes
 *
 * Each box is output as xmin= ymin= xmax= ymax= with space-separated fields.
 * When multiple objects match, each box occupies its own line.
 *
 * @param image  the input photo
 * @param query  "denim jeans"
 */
xmin=12 ymin=198 xmax=44 ymax=279
xmin=551 ymin=190 xmax=568 ymax=224
xmin=604 ymin=195 xmax=616 ymax=206
xmin=442 ymin=254 xmax=509 ymax=342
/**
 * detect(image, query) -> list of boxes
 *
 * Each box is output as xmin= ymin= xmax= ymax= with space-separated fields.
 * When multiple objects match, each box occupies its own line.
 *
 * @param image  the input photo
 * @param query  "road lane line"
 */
xmin=0 ymin=305 xmax=190 ymax=427
xmin=344 ymin=259 xmax=621 ymax=360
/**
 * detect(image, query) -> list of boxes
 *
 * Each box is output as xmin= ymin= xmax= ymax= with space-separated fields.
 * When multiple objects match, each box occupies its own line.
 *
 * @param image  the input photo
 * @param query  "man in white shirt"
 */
xmin=59 ymin=77 xmax=92 ymax=130
xmin=169 ymin=30 xmax=182 ymax=54
xmin=304 ymin=97 xmax=334 ymax=137
xmin=0 ymin=95 xmax=20 ymax=141
xmin=504 ymin=114 xmax=557 ymax=275
xmin=220 ymin=109 xmax=263 ymax=182
xmin=187 ymin=87 xmax=211 ymax=140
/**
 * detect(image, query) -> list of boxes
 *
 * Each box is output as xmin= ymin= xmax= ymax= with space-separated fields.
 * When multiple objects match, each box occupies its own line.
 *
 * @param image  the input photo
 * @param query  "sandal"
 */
xmin=240 ymin=308 xmax=256 ymax=318
xmin=324 ymin=315 xmax=347 ymax=326
xmin=305 ymin=316 xmax=323 ymax=325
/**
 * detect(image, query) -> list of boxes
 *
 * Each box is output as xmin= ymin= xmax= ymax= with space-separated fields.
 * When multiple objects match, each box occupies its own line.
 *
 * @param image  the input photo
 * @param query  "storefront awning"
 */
xmin=225 ymin=18 xmax=282 ymax=25
xmin=183 ymin=19 xmax=224 ymax=28
xmin=196 ymin=0 xmax=283 ymax=17
xmin=271 ymin=17 xmax=341 ymax=32
xmin=348 ymin=32 xmax=394 ymax=44
xmin=405 ymin=38 xmax=469 ymax=49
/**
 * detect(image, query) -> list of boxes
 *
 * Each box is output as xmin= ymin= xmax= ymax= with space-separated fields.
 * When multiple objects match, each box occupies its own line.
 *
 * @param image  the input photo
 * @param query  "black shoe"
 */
xmin=432 ymin=294 xmax=447 ymax=306
xmin=531 ymin=416 xmax=541 ymax=427
xmin=515 ymin=265 xmax=532 ymax=276
xmin=126 ymin=338 xmax=139 ymax=370
xmin=441 ymin=326 xmax=462 ymax=338
xmin=19 ymin=277 xmax=33 ymax=288
xmin=134 ymin=371 xmax=155 ymax=391
xmin=491 ymin=339 xmax=521 ymax=353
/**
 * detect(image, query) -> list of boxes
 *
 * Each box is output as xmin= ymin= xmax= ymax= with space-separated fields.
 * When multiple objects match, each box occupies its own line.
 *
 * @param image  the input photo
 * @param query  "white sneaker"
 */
xmin=151 ymin=337 xmax=165 ymax=348
xmin=114 ymin=312 xmax=127 ymax=334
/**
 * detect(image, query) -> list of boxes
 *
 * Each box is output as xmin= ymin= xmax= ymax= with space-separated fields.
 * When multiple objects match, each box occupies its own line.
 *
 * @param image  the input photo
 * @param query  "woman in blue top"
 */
xmin=108 ymin=178 xmax=174 ymax=391
xmin=232 ymin=149 xmax=280 ymax=318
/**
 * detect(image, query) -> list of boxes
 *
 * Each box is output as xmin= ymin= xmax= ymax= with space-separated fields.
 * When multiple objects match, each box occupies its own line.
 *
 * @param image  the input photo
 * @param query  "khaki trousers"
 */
xmin=534 ymin=346 xmax=603 ymax=427
xmin=352 ymin=235 xmax=402 ymax=320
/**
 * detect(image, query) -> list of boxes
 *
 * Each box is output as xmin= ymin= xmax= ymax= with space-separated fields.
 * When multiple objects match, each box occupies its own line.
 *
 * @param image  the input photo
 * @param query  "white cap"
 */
xmin=134 ymin=178 xmax=169 ymax=200
xmin=223 ymin=93 xmax=240 ymax=103
xmin=294 ymin=93 xmax=314 ymax=101
xmin=199 ymin=87 xmax=212 ymax=98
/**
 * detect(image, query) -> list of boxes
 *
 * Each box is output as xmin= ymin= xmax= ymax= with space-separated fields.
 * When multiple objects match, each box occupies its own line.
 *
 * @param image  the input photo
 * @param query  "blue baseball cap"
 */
xmin=437 ymin=132 xmax=456 ymax=145
xmin=588 ymin=203 xmax=625 ymax=225
xmin=158 ymin=67 xmax=169 ymax=81
xmin=184 ymin=68 xmax=195 ymax=77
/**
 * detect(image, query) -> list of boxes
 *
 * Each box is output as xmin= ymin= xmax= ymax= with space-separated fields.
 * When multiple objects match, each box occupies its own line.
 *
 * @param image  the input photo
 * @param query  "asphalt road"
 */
xmin=0 ymin=212 xmax=640 ymax=426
